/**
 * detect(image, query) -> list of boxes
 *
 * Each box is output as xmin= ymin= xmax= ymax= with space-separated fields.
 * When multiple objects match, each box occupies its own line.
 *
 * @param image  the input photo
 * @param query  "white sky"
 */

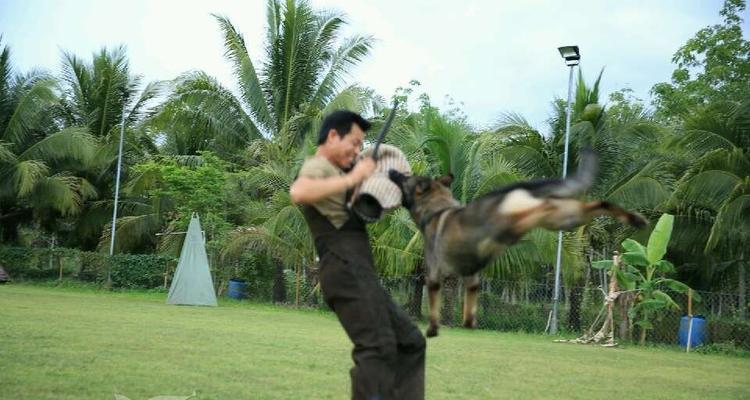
xmin=1 ymin=0 xmax=745 ymax=132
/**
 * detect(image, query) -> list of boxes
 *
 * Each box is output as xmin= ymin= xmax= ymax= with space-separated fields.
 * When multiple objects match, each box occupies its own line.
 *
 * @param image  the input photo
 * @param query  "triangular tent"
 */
xmin=167 ymin=214 xmax=218 ymax=306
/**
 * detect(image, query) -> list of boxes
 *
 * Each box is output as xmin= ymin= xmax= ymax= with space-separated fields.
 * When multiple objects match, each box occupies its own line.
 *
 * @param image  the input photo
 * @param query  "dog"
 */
xmin=389 ymin=150 xmax=647 ymax=337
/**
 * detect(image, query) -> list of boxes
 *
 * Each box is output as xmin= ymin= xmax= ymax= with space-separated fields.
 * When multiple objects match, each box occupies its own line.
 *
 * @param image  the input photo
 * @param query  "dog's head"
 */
xmin=388 ymin=170 xmax=455 ymax=210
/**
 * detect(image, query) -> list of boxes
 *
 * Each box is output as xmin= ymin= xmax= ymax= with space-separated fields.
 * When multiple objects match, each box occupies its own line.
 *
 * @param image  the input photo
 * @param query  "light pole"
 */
xmin=550 ymin=45 xmax=580 ymax=335
xmin=107 ymin=102 xmax=127 ymax=288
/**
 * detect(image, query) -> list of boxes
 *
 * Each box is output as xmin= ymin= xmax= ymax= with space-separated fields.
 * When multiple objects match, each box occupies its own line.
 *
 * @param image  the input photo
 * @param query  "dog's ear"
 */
xmin=437 ymin=174 xmax=454 ymax=187
xmin=415 ymin=179 xmax=431 ymax=195
xmin=389 ymin=169 xmax=406 ymax=186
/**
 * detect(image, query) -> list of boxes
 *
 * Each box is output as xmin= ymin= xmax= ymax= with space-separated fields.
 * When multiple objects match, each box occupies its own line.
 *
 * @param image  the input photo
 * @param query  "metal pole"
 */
xmin=107 ymin=104 xmax=127 ymax=287
xmin=550 ymin=64 xmax=576 ymax=334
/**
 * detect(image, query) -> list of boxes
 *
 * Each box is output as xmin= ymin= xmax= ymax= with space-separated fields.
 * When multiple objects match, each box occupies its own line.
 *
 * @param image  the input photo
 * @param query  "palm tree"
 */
xmin=0 ymin=39 xmax=98 ymax=243
xmin=148 ymin=0 xmax=375 ymax=303
xmin=57 ymin=45 xmax=163 ymax=249
xmin=668 ymin=97 xmax=750 ymax=317
xmin=153 ymin=0 xmax=374 ymax=158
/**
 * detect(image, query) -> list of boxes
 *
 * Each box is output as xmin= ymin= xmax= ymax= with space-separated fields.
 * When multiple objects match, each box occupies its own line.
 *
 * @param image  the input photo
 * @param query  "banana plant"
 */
xmin=593 ymin=214 xmax=699 ymax=344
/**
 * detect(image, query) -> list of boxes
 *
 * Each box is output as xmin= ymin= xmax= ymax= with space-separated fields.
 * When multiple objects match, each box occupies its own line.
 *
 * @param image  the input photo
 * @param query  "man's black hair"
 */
xmin=317 ymin=110 xmax=371 ymax=145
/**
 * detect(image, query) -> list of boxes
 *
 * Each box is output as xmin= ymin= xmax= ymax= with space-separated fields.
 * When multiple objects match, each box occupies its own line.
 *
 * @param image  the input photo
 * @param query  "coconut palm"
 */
xmin=159 ymin=0 xmax=376 ymax=303
xmin=0 ymin=39 xmax=98 ymax=243
xmin=56 ymin=45 xmax=163 ymax=249
xmin=668 ymin=97 xmax=750 ymax=315
xmin=152 ymin=0 xmax=373 ymax=160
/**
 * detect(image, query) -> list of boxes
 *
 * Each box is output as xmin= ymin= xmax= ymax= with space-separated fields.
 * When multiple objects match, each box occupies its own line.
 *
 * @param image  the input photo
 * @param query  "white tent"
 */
xmin=166 ymin=214 xmax=218 ymax=306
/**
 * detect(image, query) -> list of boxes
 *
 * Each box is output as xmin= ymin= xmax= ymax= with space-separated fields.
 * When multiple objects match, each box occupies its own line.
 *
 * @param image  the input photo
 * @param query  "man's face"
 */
xmin=326 ymin=123 xmax=365 ymax=169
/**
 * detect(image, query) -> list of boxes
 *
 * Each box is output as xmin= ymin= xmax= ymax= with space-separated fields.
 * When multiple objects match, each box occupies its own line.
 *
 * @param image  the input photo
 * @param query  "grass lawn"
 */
xmin=2 ymin=284 xmax=749 ymax=400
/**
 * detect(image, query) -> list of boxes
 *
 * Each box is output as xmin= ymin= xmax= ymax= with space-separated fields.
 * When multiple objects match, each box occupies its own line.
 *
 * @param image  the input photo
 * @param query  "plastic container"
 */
xmin=227 ymin=278 xmax=248 ymax=300
xmin=678 ymin=315 xmax=706 ymax=348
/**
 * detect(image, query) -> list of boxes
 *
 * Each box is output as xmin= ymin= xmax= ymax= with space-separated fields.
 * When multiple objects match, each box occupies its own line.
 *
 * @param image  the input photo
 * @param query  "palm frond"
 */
xmin=17 ymin=126 xmax=96 ymax=164
xmin=706 ymin=187 xmax=750 ymax=254
xmin=98 ymin=213 xmax=161 ymax=253
xmin=311 ymin=35 xmax=373 ymax=107
xmin=29 ymin=174 xmax=95 ymax=216
xmin=5 ymin=159 xmax=49 ymax=197
xmin=213 ymin=14 xmax=274 ymax=132
xmin=1 ymin=77 xmax=57 ymax=146
xmin=154 ymin=71 xmax=262 ymax=152
xmin=125 ymin=80 xmax=165 ymax=125
xmin=672 ymin=170 xmax=740 ymax=211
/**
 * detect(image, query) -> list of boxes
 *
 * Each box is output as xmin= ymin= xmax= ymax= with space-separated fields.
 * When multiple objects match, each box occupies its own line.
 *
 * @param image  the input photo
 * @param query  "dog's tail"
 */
xmin=538 ymin=148 xmax=598 ymax=198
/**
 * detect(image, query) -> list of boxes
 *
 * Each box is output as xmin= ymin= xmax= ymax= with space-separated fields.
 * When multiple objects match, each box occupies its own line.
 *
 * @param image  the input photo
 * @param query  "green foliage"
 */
xmin=0 ymin=245 xmax=171 ymax=289
xmin=652 ymin=0 xmax=750 ymax=119
xmin=0 ymin=39 xmax=99 ymax=243
xmin=595 ymin=214 xmax=696 ymax=344
xmin=110 ymin=253 xmax=173 ymax=289
xmin=132 ymin=152 xmax=229 ymax=220
xmin=647 ymin=214 xmax=674 ymax=265
xmin=110 ymin=151 xmax=234 ymax=254
xmin=707 ymin=318 xmax=750 ymax=351
xmin=0 ymin=246 xmax=37 ymax=276
xmin=695 ymin=341 xmax=750 ymax=357
xmin=476 ymin=298 xmax=548 ymax=332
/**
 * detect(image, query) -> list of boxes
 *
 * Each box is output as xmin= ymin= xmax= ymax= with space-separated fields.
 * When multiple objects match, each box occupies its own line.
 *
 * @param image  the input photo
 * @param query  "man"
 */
xmin=290 ymin=110 xmax=426 ymax=400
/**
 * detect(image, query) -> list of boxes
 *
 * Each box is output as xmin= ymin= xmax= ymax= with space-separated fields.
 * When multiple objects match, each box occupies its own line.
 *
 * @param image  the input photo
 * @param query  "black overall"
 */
xmin=302 ymin=205 xmax=425 ymax=400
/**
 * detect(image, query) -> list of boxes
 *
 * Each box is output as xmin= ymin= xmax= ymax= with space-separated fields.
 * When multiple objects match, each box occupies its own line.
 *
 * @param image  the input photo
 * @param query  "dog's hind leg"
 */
xmin=582 ymin=201 xmax=648 ymax=228
xmin=462 ymin=274 xmax=480 ymax=329
xmin=425 ymin=278 xmax=442 ymax=337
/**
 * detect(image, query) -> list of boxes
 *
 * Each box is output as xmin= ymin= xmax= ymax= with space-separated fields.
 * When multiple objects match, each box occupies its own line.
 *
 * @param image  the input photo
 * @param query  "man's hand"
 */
xmin=290 ymin=157 xmax=377 ymax=205
xmin=348 ymin=157 xmax=376 ymax=186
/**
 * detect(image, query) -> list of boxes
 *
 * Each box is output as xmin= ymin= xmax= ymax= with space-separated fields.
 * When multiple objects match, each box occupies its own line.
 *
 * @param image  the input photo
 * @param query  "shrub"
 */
xmin=708 ymin=318 xmax=750 ymax=350
xmin=478 ymin=294 xmax=549 ymax=332
xmin=110 ymin=254 xmax=173 ymax=289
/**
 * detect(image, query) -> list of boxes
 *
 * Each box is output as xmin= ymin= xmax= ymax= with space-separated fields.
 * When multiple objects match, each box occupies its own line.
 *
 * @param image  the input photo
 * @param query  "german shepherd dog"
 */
xmin=388 ymin=151 xmax=647 ymax=337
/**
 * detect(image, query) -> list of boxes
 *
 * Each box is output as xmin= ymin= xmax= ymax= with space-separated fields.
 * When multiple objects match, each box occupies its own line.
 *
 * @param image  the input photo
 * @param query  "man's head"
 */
xmin=317 ymin=110 xmax=371 ymax=169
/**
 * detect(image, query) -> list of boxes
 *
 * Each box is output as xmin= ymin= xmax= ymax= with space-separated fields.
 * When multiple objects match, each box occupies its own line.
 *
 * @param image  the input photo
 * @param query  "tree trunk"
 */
xmin=272 ymin=260 xmax=287 ymax=303
xmin=639 ymin=327 xmax=647 ymax=346
xmin=739 ymin=254 xmax=746 ymax=320
xmin=639 ymin=310 xmax=649 ymax=346
xmin=618 ymin=293 xmax=633 ymax=342
xmin=57 ymin=255 xmax=64 ymax=282
xmin=408 ymin=264 xmax=424 ymax=318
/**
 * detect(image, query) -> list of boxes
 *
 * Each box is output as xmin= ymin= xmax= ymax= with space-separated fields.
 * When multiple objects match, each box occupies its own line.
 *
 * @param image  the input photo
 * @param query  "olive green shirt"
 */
xmin=298 ymin=156 xmax=350 ymax=229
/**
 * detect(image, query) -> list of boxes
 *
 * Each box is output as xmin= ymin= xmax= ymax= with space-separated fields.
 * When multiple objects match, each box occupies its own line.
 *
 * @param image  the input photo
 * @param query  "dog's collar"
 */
xmin=419 ymin=206 xmax=460 ymax=231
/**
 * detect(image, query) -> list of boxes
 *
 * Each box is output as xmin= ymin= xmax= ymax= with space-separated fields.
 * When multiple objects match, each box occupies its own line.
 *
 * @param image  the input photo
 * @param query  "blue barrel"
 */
xmin=678 ymin=315 xmax=706 ymax=348
xmin=227 ymin=279 xmax=248 ymax=299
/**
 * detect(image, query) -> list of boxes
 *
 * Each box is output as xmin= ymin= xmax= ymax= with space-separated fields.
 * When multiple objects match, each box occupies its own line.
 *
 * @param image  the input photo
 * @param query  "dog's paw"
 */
xmin=425 ymin=326 xmax=439 ymax=338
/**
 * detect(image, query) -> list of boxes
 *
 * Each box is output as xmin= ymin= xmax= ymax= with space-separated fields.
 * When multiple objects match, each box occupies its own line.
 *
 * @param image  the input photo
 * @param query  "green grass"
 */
xmin=2 ymin=284 xmax=749 ymax=400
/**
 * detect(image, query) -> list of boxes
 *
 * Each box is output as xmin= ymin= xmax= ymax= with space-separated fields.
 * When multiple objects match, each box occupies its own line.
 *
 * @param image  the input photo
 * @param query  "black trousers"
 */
xmin=320 ymin=251 xmax=426 ymax=400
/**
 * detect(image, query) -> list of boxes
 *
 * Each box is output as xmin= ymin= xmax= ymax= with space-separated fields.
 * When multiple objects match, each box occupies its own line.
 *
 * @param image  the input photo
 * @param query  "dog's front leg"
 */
xmin=462 ymin=274 xmax=480 ymax=329
xmin=425 ymin=277 xmax=442 ymax=337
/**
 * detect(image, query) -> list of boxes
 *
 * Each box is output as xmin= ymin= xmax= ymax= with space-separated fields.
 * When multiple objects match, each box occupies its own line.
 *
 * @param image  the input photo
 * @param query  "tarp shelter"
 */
xmin=167 ymin=214 xmax=218 ymax=306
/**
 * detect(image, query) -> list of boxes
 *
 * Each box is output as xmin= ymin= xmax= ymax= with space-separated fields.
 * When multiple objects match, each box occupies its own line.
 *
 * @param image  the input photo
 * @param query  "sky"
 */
xmin=0 ymin=0 xmax=745 ymax=132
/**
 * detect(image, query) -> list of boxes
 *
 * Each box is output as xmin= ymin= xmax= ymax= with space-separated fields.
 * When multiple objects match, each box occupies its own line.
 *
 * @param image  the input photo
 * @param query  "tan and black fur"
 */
xmin=389 ymin=151 xmax=647 ymax=337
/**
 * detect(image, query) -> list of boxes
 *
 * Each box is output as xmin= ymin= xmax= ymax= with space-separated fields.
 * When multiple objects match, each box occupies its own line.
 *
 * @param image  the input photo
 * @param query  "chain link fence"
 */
xmin=279 ymin=269 xmax=748 ymax=350
xmin=3 ymin=245 xmax=748 ymax=350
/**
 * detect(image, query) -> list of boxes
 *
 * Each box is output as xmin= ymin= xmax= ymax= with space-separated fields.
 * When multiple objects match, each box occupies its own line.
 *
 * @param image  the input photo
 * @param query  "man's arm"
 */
xmin=290 ymin=157 xmax=376 ymax=205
